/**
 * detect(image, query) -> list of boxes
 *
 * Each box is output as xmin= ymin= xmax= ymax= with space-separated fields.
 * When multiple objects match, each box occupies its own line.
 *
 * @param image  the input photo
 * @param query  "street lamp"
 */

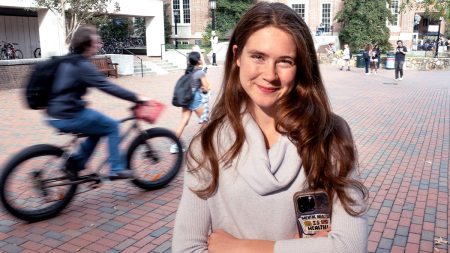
xmin=173 ymin=9 xmax=180 ymax=49
xmin=435 ymin=17 xmax=443 ymax=58
xmin=209 ymin=0 xmax=217 ymax=31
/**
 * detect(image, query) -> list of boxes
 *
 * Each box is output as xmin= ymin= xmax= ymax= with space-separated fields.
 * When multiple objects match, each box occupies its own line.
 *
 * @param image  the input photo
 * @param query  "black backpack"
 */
xmin=25 ymin=54 xmax=82 ymax=110
xmin=171 ymin=70 xmax=199 ymax=108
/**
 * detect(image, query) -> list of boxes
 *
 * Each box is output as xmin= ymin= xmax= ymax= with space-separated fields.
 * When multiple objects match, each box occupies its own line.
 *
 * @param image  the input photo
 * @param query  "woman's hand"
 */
xmin=312 ymin=227 xmax=331 ymax=238
xmin=208 ymin=229 xmax=274 ymax=253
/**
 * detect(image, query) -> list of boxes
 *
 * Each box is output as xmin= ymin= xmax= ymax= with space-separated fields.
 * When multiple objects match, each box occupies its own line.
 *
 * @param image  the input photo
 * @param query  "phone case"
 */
xmin=293 ymin=190 xmax=331 ymax=238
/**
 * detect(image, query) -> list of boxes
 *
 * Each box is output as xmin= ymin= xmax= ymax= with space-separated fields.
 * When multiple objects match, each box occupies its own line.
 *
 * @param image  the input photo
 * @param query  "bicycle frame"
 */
xmin=42 ymin=114 xmax=148 ymax=188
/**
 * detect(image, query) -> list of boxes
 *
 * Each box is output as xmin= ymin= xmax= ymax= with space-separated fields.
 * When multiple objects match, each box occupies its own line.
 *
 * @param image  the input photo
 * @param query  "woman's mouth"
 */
xmin=257 ymin=85 xmax=279 ymax=94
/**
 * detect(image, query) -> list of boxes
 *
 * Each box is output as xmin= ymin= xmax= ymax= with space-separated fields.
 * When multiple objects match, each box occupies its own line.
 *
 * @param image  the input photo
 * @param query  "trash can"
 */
xmin=356 ymin=53 xmax=365 ymax=68
xmin=385 ymin=53 xmax=395 ymax=69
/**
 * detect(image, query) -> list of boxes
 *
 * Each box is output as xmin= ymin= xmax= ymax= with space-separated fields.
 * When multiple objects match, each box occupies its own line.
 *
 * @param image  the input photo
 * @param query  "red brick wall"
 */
xmin=0 ymin=64 xmax=34 ymax=90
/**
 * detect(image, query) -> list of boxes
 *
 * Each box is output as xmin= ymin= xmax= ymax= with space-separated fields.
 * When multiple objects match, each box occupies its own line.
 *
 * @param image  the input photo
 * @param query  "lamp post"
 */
xmin=173 ymin=9 xmax=180 ymax=49
xmin=435 ymin=17 xmax=443 ymax=58
xmin=209 ymin=0 xmax=217 ymax=31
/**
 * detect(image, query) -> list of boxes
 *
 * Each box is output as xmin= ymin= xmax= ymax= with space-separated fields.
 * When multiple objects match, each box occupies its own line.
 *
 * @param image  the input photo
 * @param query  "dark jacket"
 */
xmin=47 ymin=55 xmax=138 ymax=119
xmin=395 ymin=46 xmax=407 ymax=61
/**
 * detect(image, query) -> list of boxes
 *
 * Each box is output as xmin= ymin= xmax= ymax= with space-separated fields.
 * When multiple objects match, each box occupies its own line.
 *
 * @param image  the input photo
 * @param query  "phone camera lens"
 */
xmin=298 ymin=196 xmax=315 ymax=213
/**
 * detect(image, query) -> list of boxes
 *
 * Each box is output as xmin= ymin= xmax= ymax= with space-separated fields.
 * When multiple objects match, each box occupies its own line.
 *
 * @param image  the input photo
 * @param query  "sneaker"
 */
xmin=399 ymin=77 xmax=403 ymax=81
xmin=109 ymin=169 xmax=134 ymax=180
xmin=394 ymin=78 xmax=399 ymax=81
xmin=170 ymin=143 xmax=185 ymax=154
xmin=365 ymin=73 xmax=371 ymax=75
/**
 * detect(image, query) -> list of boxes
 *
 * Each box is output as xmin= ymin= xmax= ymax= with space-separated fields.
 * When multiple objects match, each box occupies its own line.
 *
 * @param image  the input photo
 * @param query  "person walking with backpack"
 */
xmin=171 ymin=51 xmax=211 ymax=154
xmin=45 ymin=25 xmax=147 ymax=180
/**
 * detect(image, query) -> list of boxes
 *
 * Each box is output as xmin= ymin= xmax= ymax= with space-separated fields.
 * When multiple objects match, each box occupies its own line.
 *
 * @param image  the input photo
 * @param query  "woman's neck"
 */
xmin=250 ymin=106 xmax=279 ymax=149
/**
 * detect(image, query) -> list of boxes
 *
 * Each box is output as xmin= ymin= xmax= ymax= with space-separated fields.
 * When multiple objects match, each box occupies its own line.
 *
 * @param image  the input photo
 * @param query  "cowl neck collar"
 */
xmin=233 ymin=113 xmax=302 ymax=195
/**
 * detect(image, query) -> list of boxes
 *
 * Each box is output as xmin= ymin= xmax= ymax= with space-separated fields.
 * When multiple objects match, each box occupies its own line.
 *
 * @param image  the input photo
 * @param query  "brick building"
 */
xmin=165 ymin=0 xmax=447 ymax=50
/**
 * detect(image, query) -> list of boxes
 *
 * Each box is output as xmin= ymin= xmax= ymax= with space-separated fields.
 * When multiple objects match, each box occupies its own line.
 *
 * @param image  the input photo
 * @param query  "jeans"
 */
xmin=395 ymin=60 xmax=404 ymax=79
xmin=47 ymin=108 xmax=125 ymax=175
xmin=364 ymin=60 xmax=370 ymax=73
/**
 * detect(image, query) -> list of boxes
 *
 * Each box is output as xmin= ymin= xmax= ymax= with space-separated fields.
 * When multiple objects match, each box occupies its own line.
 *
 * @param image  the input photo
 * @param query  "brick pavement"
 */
xmin=0 ymin=64 xmax=449 ymax=252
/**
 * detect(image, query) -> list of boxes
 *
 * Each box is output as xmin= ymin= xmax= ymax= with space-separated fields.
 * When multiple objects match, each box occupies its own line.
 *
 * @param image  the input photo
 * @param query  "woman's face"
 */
xmin=234 ymin=27 xmax=297 ymax=115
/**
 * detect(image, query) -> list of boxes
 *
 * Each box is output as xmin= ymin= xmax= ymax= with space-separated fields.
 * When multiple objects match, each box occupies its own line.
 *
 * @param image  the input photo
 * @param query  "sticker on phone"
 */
xmin=298 ymin=213 xmax=330 ymax=237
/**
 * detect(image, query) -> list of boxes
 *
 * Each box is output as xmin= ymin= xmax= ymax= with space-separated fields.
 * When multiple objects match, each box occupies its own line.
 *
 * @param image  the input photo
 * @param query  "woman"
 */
xmin=370 ymin=44 xmax=379 ymax=74
xmin=170 ymin=51 xmax=211 ymax=154
xmin=173 ymin=2 xmax=368 ymax=252
xmin=340 ymin=44 xmax=351 ymax=71
xmin=363 ymin=44 xmax=372 ymax=75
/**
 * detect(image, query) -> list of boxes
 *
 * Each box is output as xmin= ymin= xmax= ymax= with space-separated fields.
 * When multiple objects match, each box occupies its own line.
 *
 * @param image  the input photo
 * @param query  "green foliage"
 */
xmin=133 ymin=17 xmax=146 ymax=38
xmin=401 ymin=0 xmax=449 ymax=22
xmin=34 ymin=0 xmax=119 ymax=43
xmin=202 ymin=0 xmax=254 ymax=44
xmin=335 ymin=0 xmax=393 ymax=52
xmin=96 ymin=18 xmax=129 ymax=41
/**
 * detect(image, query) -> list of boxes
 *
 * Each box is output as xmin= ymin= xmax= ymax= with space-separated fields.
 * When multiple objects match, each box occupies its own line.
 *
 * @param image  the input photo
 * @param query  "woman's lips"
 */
xmin=257 ymin=85 xmax=279 ymax=94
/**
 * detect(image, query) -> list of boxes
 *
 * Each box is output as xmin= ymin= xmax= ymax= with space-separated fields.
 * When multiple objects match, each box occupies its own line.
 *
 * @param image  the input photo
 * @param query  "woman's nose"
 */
xmin=261 ymin=62 xmax=278 ymax=82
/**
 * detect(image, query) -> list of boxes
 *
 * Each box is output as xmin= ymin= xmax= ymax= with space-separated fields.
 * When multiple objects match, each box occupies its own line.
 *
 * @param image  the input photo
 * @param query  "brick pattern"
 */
xmin=0 ymin=65 xmax=449 ymax=252
xmin=0 ymin=64 xmax=33 ymax=90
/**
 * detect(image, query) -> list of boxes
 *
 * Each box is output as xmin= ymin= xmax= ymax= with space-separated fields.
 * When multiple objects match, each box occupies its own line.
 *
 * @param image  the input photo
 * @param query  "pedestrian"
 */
xmin=210 ymin=31 xmax=218 ymax=66
xmin=46 ymin=25 xmax=148 ymax=180
xmin=363 ymin=44 xmax=371 ymax=75
xmin=172 ymin=2 xmax=368 ymax=252
xmin=394 ymin=40 xmax=407 ymax=81
xmin=370 ymin=44 xmax=379 ymax=74
xmin=170 ymin=51 xmax=212 ymax=154
xmin=340 ymin=44 xmax=351 ymax=71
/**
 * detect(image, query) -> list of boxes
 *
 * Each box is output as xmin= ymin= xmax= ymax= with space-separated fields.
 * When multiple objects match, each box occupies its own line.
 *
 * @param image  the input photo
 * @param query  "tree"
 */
xmin=34 ymin=0 xmax=119 ymax=43
xmin=401 ymin=0 xmax=449 ymax=22
xmin=335 ymin=0 xmax=394 ymax=52
xmin=203 ymin=0 xmax=254 ymax=44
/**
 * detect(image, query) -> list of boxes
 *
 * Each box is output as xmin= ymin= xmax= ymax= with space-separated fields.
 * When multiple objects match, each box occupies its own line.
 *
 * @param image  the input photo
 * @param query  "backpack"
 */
xmin=362 ymin=51 xmax=369 ymax=60
xmin=171 ymin=70 xmax=199 ymax=108
xmin=25 ymin=54 xmax=82 ymax=110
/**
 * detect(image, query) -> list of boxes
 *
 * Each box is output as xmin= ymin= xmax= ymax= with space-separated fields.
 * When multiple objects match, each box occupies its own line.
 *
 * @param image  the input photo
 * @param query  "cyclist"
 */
xmin=46 ymin=25 xmax=147 ymax=180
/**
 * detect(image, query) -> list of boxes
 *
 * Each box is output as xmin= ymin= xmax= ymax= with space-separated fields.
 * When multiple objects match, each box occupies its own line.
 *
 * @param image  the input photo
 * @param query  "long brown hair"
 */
xmin=187 ymin=2 xmax=367 ymax=216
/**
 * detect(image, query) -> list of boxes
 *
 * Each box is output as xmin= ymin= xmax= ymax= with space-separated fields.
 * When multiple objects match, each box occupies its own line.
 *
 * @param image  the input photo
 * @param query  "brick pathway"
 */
xmin=0 ymin=64 xmax=449 ymax=253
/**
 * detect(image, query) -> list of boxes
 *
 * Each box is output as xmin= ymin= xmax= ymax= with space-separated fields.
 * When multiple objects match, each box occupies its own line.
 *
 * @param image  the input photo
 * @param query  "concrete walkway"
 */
xmin=0 ymin=64 xmax=449 ymax=252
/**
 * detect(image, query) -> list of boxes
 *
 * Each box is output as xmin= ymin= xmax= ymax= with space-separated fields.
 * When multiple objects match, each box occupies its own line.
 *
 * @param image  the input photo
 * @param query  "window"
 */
xmin=182 ymin=0 xmax=190 ymax=23
xmin=389 ymin=0 xmax=399 ymax=26
xmin=322 ymin=3 xmax=331 ymax=32
xmin=292 ymin=3 xmax=305 ymax=19
xmin=173 ymin=0 xmax=190 ymax=24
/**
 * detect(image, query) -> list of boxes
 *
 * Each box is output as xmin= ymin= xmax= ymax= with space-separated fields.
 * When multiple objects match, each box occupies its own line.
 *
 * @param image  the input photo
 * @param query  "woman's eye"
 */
xmin=279 ymin=59 xmax=295 ymax=66
xmin=251 ymin=54 xmax=264 ymax=61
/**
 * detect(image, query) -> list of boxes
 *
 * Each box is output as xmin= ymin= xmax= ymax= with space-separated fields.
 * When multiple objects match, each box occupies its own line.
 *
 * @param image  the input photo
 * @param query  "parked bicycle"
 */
xmin=0 ymin=41 xmax=23 ymax=60
xmin=34 ymin=47 xmax=41 ymax=58
xmin=0 ymin=103 xmax=183 ymax=222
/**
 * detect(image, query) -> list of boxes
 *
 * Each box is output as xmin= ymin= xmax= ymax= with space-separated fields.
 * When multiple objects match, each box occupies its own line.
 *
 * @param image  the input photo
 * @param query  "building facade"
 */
xmin=0 ymin=0 xmax=165 ymax=58
xmin=165 ymin=0 xmax=447 ymax=50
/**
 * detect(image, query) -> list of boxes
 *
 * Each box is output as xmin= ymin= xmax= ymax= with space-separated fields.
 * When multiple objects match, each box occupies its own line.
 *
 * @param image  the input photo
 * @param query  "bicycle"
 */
xmin=34 ymin=47 xmax=41 ymax=58
xmin=0 ymin=41 xmax=23 ymax=60
xmin=0 ymin=103 xmax=183 ymax=222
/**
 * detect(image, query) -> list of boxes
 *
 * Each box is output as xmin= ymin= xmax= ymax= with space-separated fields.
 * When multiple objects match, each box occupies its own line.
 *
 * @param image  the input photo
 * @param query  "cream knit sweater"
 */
xmin=172 ymin=114 xmax=368 ymax=253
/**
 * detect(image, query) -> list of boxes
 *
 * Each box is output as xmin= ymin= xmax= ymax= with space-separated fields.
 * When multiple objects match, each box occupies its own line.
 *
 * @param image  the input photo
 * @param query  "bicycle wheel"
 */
xmin=14 ymin=49 xmax=23 ymax=59
xmin=127 ymin=128 xmax=183 ymax=190
xmin=0 ymin=144 xmax=78 ymax=222
xmin=34 ymin=48 xmax=41 ymax=58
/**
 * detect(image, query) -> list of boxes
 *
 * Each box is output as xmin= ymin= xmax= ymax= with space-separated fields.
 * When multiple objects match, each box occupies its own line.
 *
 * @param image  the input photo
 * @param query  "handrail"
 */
xmin=160 ymin=44 xmax=188 ymax=60
xmin=122 ymin=48 xmax=144 ymax=78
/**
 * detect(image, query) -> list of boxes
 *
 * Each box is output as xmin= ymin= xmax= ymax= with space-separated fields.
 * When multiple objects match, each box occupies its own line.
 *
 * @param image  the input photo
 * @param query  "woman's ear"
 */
xmin=233 ymin=45 xmax=240 ymax=67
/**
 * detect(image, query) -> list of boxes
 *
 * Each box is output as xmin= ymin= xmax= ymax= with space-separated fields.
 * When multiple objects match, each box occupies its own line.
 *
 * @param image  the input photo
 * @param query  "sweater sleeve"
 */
xmin=79 ymin=60 xmax=139 ymax=102
xmin=172 ymin=170 xmax=211 ymax=253
xmin=274 ymin=191 xmax=368 ymax=253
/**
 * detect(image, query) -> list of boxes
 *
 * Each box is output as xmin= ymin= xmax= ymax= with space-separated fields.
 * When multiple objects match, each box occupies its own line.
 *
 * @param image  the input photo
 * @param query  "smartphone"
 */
xmin=293 ymin=190 xmax=331 ymax=238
